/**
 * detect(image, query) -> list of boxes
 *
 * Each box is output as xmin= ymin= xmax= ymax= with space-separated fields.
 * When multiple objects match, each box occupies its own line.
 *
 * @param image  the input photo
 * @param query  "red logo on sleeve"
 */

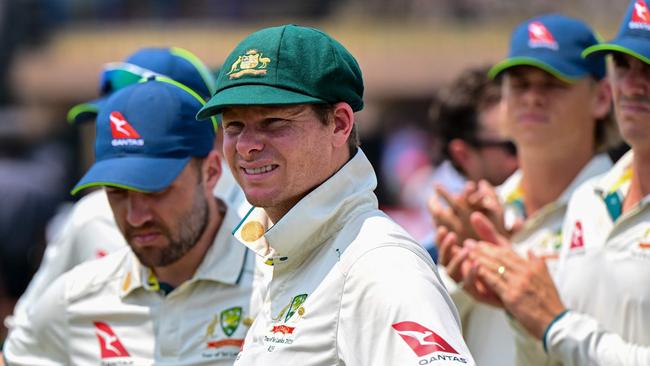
xmin=392 ymin=321 xmax=458 ymax=357
xmin=94 ymin=321 xmax=131 ymax=358
xmin=569 ymin=221 xmax=584 ymax=250
xmin=109 ymin=111 xmax=141 ymax=139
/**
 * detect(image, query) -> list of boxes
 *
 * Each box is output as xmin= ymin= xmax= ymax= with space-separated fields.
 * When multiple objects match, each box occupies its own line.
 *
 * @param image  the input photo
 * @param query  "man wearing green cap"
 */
xmin=197 ymin=24 xmax=474 ymax=365
xmin=432 ymin=14 xmax=621 ymax=365
xmin=445 ymin=7 xmax=650 ymax=365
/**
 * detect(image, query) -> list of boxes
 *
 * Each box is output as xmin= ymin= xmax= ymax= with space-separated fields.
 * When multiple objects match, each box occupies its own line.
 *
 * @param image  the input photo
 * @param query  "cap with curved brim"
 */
xmin=582 ymin=38 xmax=650 ymax=65
xmin=71 ymin=156 xmax=191 ymax=195
xmin=197 ymin=84 xmax=327 ymax=120
xmin=488 ymin=56 xmax=586 ymax=83
xmin=66 ymin=98 xmax=106 ymax=124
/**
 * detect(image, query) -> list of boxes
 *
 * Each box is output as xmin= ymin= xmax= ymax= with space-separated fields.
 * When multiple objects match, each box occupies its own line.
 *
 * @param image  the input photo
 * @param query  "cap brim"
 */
xmin=197 ymin=84 xmax=326 ymax=120
xmin=67 ymin=97 xmax=106 ymax=124
xmin=71 ymin=156 xmax=191 ymax=195
xmin=582 ymin=38 xmax=650 ymax=65
xmin=488 ymin=57 xmax=584 ymax=83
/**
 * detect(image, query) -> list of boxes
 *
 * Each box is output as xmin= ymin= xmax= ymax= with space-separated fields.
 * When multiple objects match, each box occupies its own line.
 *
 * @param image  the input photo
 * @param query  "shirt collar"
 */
xmin=499 ymin=154 xmax=612 ymax=231
xmin=593 ymin=150 xmax=634 ymax=197
xmin=233 ymin=149 xmax=378 ymax=268
xmin=593 ymin=151 xmax=636 ymax=221
xmin=120 ymin=201 xmax=247 ymax=298
xmin=560 ymin=153 xmax=613 ymax=203
xmin=500 ymin=153 xmax=612 ymax=214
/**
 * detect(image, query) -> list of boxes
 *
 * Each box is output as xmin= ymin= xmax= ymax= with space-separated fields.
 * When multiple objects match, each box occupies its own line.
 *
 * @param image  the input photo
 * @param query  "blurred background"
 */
xmin=0 ymin=0 xmax=626 ymax=342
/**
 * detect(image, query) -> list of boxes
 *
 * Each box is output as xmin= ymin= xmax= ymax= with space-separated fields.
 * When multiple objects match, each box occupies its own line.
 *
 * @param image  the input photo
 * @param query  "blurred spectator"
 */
xmin=429 ymin=66 xmax=517 ymax=188
xmin=395 ymin=66 xmax=517 ymax=254
xmin=0 ymin=108 xmax=71 ymax=344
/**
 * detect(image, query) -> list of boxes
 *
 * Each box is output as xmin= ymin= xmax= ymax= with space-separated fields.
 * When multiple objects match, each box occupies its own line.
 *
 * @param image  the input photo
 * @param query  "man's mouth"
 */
xmin=243 ymin=165 xmax=278 ymax=175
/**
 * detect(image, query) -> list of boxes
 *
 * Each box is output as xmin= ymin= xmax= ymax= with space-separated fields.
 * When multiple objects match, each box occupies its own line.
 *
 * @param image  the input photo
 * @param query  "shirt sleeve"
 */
xmin=10 ymin=201 xmax=124 ymax=330
xmin=9 ymin=227 xmax=72 ymax=330
xmin=546 ymin=311 xmax=650 ymax=365
xmin=337 ymin=245 xmax=475 ymax=366
xmin=437 ymin=266 xmax=476 ymax=327
xmin=3 ymin=273 xmax=69 ymax=365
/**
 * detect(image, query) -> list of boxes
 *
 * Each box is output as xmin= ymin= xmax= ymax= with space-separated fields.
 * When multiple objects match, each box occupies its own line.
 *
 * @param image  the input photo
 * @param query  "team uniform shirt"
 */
xmin=232 ymin=150 xmax=474 ymax=366
xmin=496 ymin=153 xmax=613 ymax=366
xmin=8 ymin=162 xmax=250 ymax=330
xmin=437 ymin=154 xmax=611 ymax=366
xmin=3 ymin=204 xmax=263 ymax=365
xmin=546 ymin=151 xmax=650 ymax=366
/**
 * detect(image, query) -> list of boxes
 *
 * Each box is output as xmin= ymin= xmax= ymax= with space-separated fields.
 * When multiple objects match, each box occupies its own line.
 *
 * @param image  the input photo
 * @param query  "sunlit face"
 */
xmin=106 ymin=160 xmax=209 ymax=267
xmin=609 ymin=52 xmax=650 ymax=150
xmin=221 ymin=105 xmax=338 ymax=220
xmin=502 ymin=66 xmax=605 ymax=155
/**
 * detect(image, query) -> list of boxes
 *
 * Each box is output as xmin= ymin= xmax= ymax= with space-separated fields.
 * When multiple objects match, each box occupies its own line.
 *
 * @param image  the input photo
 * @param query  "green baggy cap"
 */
xmin=197 ymin=24 xmax=364 ymax=120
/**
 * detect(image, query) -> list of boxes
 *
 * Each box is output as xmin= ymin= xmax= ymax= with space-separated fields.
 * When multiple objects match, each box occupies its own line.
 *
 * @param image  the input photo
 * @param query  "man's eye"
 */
xmin=546 ymin=81 xmax=568 ymax=89
xmin=265 ymin=118 xmax=289 ymax=128
xmin=106 ymin=188 xmax=126 ymax=196
xmin=510 ymin=82 xmax=527 ymax=90
xmin=612 ymin=54 xmax=632 ymax=71
xmin=223 ymin=122 xmax=243 ymax=133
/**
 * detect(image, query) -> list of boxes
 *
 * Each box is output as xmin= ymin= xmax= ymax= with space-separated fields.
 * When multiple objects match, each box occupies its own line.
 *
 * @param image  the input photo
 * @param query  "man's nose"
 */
xmin=126 ymin=192 xmax=154 ymax=227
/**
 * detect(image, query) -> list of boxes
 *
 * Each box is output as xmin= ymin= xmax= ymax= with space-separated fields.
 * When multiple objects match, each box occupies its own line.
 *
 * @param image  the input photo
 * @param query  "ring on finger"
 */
xmin=497 ymin=265 xmax=506 ymax=278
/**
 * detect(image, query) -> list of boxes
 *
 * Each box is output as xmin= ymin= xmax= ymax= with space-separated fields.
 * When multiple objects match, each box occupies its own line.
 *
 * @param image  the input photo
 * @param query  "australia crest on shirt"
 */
xmin=264 ymin=293 xmax=308 ymax=349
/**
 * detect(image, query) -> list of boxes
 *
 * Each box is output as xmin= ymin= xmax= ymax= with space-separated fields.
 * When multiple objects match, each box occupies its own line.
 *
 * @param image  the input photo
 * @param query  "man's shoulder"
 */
xmin=566 ymin=173 xmax=605 ymax=215
xmin=67 ymin=190 xmax=115 ymax=228
xmin=62 ymin=247 xmax=132 ymax=301
xmin=337 ymin=210 xmax=433 ymax=270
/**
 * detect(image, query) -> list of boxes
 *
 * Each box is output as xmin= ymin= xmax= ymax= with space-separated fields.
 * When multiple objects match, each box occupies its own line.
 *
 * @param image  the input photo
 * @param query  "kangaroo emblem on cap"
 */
xmin=227 ymin=49 xmax=271 ymax=79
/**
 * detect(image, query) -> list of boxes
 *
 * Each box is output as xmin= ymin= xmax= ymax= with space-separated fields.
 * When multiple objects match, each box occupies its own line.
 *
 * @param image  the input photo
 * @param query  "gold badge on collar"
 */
xmin=241 ymin=221 xmax=265 ymax=242
xmin=227 ymin=49 xmax=271 ymax=79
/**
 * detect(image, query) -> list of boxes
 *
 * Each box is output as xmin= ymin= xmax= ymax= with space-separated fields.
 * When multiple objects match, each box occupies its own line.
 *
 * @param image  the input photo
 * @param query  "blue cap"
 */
xmin=489 ymin=14 xmax=606 ymax=82
xmin=71 ymin=77 xmax=216 ymax=195
xmin=583 ymin=0 xmax=650 ymax=64
xmin=68 ymin=47 xmax=216 ymax=124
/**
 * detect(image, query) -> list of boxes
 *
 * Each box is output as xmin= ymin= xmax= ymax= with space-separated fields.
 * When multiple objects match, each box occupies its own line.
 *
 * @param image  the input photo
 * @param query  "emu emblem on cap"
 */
xmin=227 ymin=49 xmax=271 ymax=79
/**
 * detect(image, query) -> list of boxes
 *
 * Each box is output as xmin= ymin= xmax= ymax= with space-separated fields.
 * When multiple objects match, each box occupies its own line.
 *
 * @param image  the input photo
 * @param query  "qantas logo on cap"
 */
xmin=630 ymin=0 xmax=650 ymax=30
xmin=109 ymin=111 xmax=144 ymax=147
xmin=569 ymin=221 xmax=585 ymax=250
xmin=528 ymin=21 xmax=559 ymax=50
xmin=94 ymin=321 xmax=131 ymax=359
xmin=392 ymin=321 xmax=458 ymax=357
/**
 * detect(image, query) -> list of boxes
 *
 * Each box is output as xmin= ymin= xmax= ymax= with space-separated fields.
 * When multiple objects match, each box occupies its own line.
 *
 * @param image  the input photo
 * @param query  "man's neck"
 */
xmin=264 ymin=148 xmax=353 ymax=224
xmin=624 ymin=148 xmax=650 ymax=213
xmin=518 ymin=146 xmax=594 ymax=217
xmin=154 ymin=199 xmax=224 ymax=288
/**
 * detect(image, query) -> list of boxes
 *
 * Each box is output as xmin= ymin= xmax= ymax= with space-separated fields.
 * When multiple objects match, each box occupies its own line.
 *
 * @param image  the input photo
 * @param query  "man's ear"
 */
xmin=202 ymin=150 xmax=222 ymax=192
xmin=331 ymin=102 xmax=354 ymax=148
xmin=448 ymin=139 xmax=472 ymax=169
xmin=592 ymin=78 xmax=612 ymax=120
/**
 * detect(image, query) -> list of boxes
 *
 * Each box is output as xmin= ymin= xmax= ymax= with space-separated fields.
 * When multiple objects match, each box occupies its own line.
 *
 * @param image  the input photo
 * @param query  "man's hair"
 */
xmin=311 ymin=103 xmax=360 ymax=157
xmin=429 ymin=66 xmax=501 ymax=163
